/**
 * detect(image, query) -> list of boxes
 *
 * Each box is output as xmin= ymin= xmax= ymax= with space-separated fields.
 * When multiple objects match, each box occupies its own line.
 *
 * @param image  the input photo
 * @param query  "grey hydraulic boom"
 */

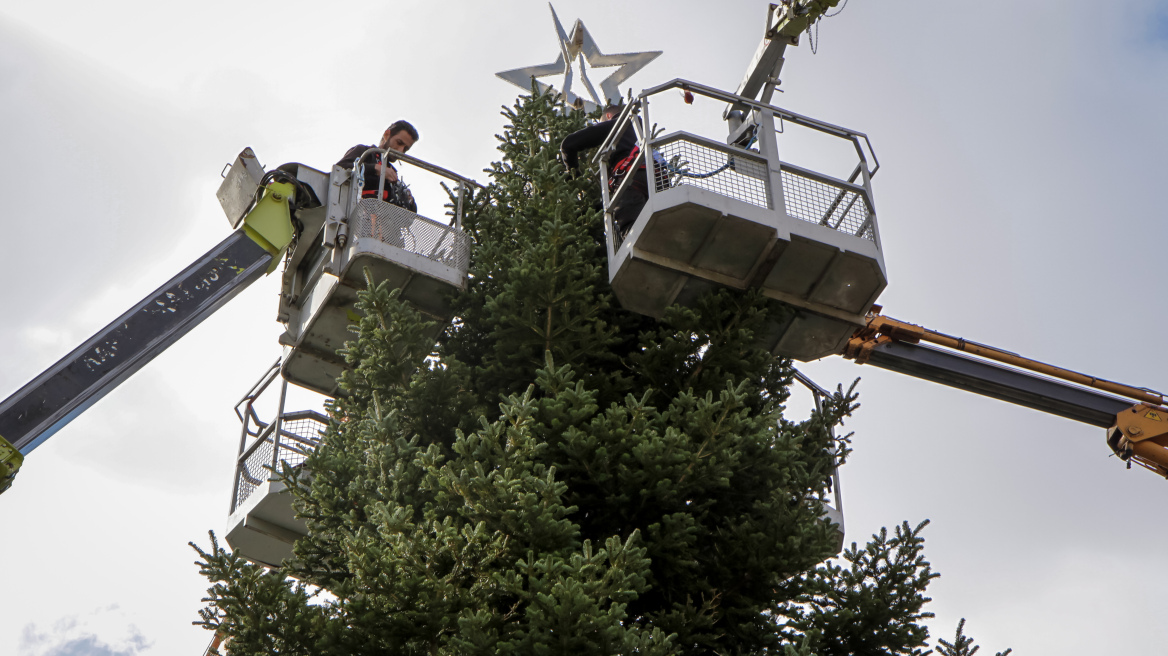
xmin=0 ymin=165 xmax=298 ymax=493
xmin=0 ymin=232 xmax=271 ymax=456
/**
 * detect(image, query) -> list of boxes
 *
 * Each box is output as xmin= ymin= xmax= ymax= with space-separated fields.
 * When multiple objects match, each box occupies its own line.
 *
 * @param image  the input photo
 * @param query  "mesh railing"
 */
xmin=350 ymin=199 xmax=471 ymax=274
xmin=231 ymin=411 xmax=327 ymax=512
xmin=276 ymin=414 xmax=325 ymax=468
xmin=650 ymin=137 xmax=770 ymax=210
xmin=233 ymin=437 xmax=273 ymax=513
xmin=780 ymin=168 xmax=875 ymax=241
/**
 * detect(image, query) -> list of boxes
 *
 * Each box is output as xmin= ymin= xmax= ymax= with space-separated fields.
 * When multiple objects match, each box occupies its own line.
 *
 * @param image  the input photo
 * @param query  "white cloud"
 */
xmin=21 ymin=608 xmax=152 ymax=656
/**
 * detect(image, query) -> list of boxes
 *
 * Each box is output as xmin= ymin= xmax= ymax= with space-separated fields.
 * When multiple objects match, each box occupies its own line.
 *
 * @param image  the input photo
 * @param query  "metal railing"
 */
xmin=792 ymin=369 xmax=845 ymax=532
xmin=780 ymin=163 xmax=875 ymax=240
xmin=349 ymin=199 xmax=470 ymax=273
xmin=652 ymin=131 xmax=771 ymax=209
xmin=345 ymin=149 xmax=474 ymax=276
xmin=229 ymin=360 xmax=328 ymax=513
xmin=597 ymin=78 xmax=880 ymax=247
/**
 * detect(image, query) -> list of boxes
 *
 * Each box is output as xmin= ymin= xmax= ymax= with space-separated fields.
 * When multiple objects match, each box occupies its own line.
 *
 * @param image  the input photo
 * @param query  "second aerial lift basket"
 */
xmin=599 ymin=79 xmax=886 ymax=362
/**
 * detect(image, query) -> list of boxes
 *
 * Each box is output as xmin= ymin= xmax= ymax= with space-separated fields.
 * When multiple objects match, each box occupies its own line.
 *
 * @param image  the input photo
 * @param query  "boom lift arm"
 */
xmin=0 ymin=155 xmax=301 ymax=493
xmin=726 ymin=0 xmax=844 ymax=141
xmin=843 ymin=312 xmax=1168 ymax=478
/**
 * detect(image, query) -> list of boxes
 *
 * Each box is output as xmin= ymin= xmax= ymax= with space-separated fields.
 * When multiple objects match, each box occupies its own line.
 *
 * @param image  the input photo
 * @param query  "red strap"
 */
xmin=612 ymin=146 xmax=643 ymax=176
xmin=609 ymin=146 xmax=645 ymax=191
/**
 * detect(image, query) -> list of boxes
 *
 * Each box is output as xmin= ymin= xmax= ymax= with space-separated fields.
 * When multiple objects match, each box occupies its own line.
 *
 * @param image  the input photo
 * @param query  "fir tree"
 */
xmin=194 ymin=88 xmax=973 ymax=655
xmin=935 ymin=618 xmax=1013 ymax=656
xmin=781 ymin=521 xmax=938 ymax=655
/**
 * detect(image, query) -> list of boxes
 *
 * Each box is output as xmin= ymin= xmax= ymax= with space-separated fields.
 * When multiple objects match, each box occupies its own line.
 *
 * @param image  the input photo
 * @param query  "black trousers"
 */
xmin=612 ymin=177 xmax=649 ymax=237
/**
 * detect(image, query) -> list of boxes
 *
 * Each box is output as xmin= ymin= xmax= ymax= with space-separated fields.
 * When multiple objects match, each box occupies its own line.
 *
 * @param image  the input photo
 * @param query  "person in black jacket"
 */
xmin=560 ymin=103 xmax=648 ymax=239
xmin=337 ymin=120 xmax=420 ymax=212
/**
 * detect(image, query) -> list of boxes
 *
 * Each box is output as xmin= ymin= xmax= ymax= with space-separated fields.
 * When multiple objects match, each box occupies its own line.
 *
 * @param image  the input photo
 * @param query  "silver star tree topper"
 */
xmin=496 ymin=4 xmax=661 ymax=112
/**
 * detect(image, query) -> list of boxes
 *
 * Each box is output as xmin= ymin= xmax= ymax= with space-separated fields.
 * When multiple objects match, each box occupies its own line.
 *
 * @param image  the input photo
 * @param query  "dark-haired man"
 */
xmin=337 ymin=120 xmax=420 ymax=212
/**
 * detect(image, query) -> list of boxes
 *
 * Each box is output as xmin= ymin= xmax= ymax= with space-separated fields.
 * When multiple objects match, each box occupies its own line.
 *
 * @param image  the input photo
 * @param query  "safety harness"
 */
xmin=608 ymin=146 xmax=646 ymax=192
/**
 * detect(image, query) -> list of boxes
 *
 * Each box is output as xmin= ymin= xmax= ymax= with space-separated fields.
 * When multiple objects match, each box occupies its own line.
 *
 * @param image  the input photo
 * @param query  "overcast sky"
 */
xmin=1 ymin=1 xmax=1166 ymax=654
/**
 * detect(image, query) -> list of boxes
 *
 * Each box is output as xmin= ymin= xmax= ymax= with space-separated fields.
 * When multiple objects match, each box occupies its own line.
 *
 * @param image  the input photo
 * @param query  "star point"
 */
xmin=496 ymin=4 xmax=662 ymax=113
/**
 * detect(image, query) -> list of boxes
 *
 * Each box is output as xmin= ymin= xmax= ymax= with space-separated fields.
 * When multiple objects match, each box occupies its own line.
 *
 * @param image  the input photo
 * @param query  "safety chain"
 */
xmin=807 ymin=0 xmax=850 ymax=54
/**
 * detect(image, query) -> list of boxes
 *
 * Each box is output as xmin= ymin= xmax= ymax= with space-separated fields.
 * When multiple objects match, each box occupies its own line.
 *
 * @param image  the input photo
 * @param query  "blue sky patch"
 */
xmin=1151 ymin=8 xmax=1168 ymax=44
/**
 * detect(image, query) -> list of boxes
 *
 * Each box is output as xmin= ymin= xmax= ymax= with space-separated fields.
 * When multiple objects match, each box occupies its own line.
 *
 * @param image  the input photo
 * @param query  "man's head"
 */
xmin=602 ymin=100 xmax=625 ymax=122
xmin=379 ymin=120 xmax=419 ymax=160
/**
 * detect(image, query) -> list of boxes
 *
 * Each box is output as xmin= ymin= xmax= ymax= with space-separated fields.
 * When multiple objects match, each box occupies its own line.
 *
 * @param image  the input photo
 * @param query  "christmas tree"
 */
xmin=194 ymin=89 xmax=987 ymax=655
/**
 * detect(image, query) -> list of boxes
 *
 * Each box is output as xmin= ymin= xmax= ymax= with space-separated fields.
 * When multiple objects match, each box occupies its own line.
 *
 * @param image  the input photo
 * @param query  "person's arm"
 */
xmin=337 ymin=144 xmax=398 ymax=184
xmin=560 ymin=119 xmax=617 ymax=172
xmin=336 ymin=144 xmax=370 ymax=170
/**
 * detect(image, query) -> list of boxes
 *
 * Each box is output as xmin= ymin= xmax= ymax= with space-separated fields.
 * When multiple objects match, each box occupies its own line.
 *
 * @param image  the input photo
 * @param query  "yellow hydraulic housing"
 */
xmin=0 ymin=435 xmax=23 ymax=494
xmin=1109 ymin=406 xmax=1168 ymax=477
xmin=241 ymin=181 xmax=297 ymax=272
